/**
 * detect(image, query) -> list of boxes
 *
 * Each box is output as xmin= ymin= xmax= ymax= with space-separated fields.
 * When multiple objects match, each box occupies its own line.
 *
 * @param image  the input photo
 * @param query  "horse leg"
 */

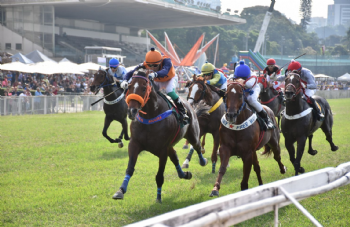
xmin=252 ymin=151 xmax=263 ymax=186
xmin=295 ymin=136 xmax=307 ymax=175
xmin=285 ymin=138 xmax=297 ymax=175
xmin=277 ymin=116 xmax=281 ymax=133
xmin=169 ymin=147 xmax=192 ymax=180
xmin=201 ymin=134 xmax=206 ymax=154
xmin=320 ymin=117 xmax=338 ymax=152
xmin=307 ymin=134 xmax=318 ymax=155
xmin=103 ymin=117 xmax=121 ymax=143
xmin=183 ymin=132 xmax=208 ymax=168
xmin=211 ymin=131 xmax=220 ymax=174
xmin=241 ymin=153 xmax=253 ymax=190
xmin=210 ymin=145 xmax=230 ymax=197
xmin=155 ymin=149 xmax=168 ymax=203
xmin=112 ymin=142 xmax=140 ymax=200
xmin=121 ymin=118 xmax=130 ymax=141
xmin=268 ymin=137 xmax=286 ymax=174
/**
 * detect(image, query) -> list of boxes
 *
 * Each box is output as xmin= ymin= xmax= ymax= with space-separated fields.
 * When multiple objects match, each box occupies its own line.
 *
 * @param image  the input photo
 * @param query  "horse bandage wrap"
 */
xmin=221 ymin=113 xmax=257 ymax=130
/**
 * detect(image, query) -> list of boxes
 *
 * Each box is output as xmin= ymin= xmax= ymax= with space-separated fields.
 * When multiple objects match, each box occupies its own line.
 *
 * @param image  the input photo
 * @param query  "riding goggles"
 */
xmin=203 ymin=72 xmax=212 ymax=76
xmin=110 ymin=66 xmax=118 ymax=69
xmin=147 ymin=64 xmax=160 ymax=67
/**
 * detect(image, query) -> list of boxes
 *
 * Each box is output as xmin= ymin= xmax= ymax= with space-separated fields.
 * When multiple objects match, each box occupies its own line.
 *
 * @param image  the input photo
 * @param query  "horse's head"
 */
xmin=90 ymin=67 xmax=113 ymax=94
xmin=257 ymin=75 xmax=269 ymax=93
xmin=225 ymin=79 xmax=246 ymax=123
xmin=187 ymin=74 xmax=212 ymax=106
xmin=125 ymin=69 xmax=152 ymax=120
xmin=284 ymin=72 xmax=303 ymax=101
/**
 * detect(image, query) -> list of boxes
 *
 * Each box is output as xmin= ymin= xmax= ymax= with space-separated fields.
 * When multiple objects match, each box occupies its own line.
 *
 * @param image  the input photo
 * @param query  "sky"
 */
xmin=221 ymin=0 xmax=334 ymax=24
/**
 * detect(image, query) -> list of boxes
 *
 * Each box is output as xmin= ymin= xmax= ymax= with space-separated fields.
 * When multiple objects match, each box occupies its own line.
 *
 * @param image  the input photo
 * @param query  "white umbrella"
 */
xmin=314 ymin=74 xmax=334 ymax=81
xmin=78 ymin=62 xmax=107 ymax=71
xmin=0 ymin=62 xmax=34 ymax=73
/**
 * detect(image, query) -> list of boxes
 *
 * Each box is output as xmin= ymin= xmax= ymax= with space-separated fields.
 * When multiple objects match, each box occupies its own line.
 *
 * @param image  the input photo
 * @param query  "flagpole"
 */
xmin=146 ymin=30 xmax=149 ymax=51
xmin=213 ymin=34 xmax=220 ymax=65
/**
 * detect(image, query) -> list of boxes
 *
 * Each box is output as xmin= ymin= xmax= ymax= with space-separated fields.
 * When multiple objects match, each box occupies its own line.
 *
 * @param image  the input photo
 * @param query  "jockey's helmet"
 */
xmin=287 ymin=60 xmax=302 ymax=72
xmin=109 ymin=58 xmax=119 ymax=68
xmin=145 ymin=48 xmax=162 ymax=65
xmin=266 ymin=58 xmax=276 ymax=65
xmin=234 ymin=60 xmax=251 ymax=79
xmin=201 ymin=62 xmax=215 ymax=75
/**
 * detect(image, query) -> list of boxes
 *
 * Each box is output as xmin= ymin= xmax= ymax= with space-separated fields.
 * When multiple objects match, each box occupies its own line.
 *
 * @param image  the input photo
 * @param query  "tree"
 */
xmin=300 ymin=0 xmax=312 ymax=29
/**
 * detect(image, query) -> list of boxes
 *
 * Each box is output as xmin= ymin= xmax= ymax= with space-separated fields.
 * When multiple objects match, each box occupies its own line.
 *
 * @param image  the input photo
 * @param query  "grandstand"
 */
xmin=0 ymin=0 xmax=245 ymax=66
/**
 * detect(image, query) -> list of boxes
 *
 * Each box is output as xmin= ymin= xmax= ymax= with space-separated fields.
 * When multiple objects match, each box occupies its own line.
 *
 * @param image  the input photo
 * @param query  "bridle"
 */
xmin=125 ymin=75 xmax=152 ymax=110
xmin=285 ymin=73 xmax=303 ymax=100
xmin=93 ymin=68 xmax=116 ymax=94
xmin=187 ymin=79 xmax=207 ymax=104
xmin=226 ymin=82 xmax=247 ymax=116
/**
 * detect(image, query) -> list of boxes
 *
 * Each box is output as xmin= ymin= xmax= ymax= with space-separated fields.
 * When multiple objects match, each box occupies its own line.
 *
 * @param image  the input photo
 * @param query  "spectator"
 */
xmin=2 ymin=77 xmax=8 ymax=87
xmin=34 ymin=87 xmax=43 ymax=113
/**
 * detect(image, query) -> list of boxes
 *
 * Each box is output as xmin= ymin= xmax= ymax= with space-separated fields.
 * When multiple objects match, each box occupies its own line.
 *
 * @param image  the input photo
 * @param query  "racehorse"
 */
xmin=282 ymin=72 xmax=338 ymax=176
xmin=90 ymin=68 xmax=129 ymax=147
xmin=257 ymin=75 xmax=285 ymax=131
xmin=210 ymin=79 xmax=286 ymax=196
xmin=112 ymin=69 xmax=208 ymax=203
xmin=182 ymin=75 xmax=225 ymax=173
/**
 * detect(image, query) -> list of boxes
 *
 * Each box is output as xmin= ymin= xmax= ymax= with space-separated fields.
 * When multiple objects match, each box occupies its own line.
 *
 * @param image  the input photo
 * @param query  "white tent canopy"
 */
xmin=314 ymin=74 xmax=335 ymax=81
xmin=337 ymin=73 xmax=350 ymax=82
xmin=77 ymin=62 xmax=107 ymax=71
xmin=25 ymin=50 xmax=56 ymax=63
xmin=11 ymin=53 xmax=34 ymax=64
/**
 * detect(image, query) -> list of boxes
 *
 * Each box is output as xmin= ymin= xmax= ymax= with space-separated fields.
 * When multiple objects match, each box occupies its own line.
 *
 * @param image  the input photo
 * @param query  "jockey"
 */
xmin=199 ymin=62 xmax=227 ymax=97
xmin=124 ymin=48 xmax=189 ymax=123
xmin=278 ymin=60 xmax=324 ymax=120
xmin=107 ymin=58 xmax=127 ymax=84
xmin=234 ymin=60 xmax=275 ymax=129
xmin=263 ymin=58 xmax=285 ymax=104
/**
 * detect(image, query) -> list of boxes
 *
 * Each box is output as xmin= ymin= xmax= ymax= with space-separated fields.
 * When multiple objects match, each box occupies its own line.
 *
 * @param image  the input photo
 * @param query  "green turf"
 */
xmin=1 ymin=99 xmax=349 ymax=226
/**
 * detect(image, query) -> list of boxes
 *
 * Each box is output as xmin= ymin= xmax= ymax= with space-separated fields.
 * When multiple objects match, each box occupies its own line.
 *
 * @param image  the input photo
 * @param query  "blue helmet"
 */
xmin=109 ymin=58 xmax=119 ymax=67
xmin=234 ymin=60 xmax=251 ymax=79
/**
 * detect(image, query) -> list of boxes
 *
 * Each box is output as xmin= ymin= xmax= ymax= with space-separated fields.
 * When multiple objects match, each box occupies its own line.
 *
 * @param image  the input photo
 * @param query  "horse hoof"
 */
xmin=212 ymin=170 xmax=215 ymax=174
xmin=184 ymin=171 xmax=192 ymax=180
xmin=201 ymin=147 xmax=205 ymax=154
xmin=308 ymin=150 xmax=317 ymax=156
xmin=299 ymin=167 xmax=305 ymax=174
xmin=332 ymin=146 xmax=339 ymax=151
xmin=200 ymin=158 xmax=208 ymax=167
xmin=112 ymin=189 xmax=124 ymax=200
xmin=209 ymin=190 xmax=219 ymax=197
xmin=118 ymin=142 xmax=124 ymax=148
xmin=281 ymin=166 xmax=287 ymax=174
xmin=156 ymin=198 xmax=162 ymax=204
xmin=124 ymin=136 xmax=130 ymax=141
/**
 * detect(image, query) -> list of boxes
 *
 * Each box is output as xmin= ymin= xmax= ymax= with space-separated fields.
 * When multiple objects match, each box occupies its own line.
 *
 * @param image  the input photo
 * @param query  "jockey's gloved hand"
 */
xmin=148 ymin=72 xmax=157 ymax=80
xmin=120 ymin=81 xmax=128 ymax=90
xmin=135 ymin=63 xmax=145 ymax=70
xmin=270 ymin=72 xmax=276 ymax=79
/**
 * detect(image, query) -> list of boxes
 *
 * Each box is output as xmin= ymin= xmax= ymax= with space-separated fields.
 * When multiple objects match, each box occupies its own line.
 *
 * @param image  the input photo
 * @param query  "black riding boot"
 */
xmin=258 ymin=109 xmax=275 ymax=129
xmin=309 ymin=97 xmax=324 ymax=120
xmin=174 ymin=97 xmax=190 ymax=123
xmin=278 ymin=90 xmax=286 ymax=105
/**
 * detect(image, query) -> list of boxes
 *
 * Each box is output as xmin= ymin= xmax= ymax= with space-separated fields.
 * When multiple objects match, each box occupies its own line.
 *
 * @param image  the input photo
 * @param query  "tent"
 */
xmin=25 ymin=50 xmax=56 ymax=63
xmin=11 ymin=53 xmax=34 ymax=64
xmin=314 ymin=74 xmax=334 ymax=81
xmin=337 ymin=73 xmax=350 ymax=82
xmin=0 ymin=61 xmax=34 ymax=73
xmin=77 ymin=62 xmax=107 ymax=71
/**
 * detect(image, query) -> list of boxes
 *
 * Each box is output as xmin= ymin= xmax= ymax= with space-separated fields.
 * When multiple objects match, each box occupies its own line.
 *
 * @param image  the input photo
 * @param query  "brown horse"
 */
xmin=90 ymin=68 xmax=129 ymax=147
xmin=210 ymin=79 xmax=286 ymax=196
xmin=112 ymin=69 xmax=207 ymax=203
xmin=282 ymin=73 xmax=338 ymax=176
xmin=257 ymin=75 xmax=285 ymax=131
xmin=182 ymin=75 xmax=225 ymax=173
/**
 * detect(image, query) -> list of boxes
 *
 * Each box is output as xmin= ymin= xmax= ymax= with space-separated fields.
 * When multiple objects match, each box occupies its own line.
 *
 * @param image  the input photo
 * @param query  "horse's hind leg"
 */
xmin=252 ymin=152 xmax=263 ymax=186
xmin=183 ymin=132 xmax=208 ymax=168
xmin=307 ymin=134 xmax=318 ymax=155
xmin=201 ymin=134 xmax=206 ymax=154
xmin=321 ymin=115 xmax=338 ymax=151
xmin=268 ymin=137 xmax=286 ymax=174
xmin=103 ymin=117 xmax=121 ymax=143
xmin=210 ymin=145 xmax=230 ymax=197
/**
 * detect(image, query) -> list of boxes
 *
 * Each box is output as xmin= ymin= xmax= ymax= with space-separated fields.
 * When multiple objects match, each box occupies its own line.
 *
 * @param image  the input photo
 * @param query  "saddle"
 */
xmin=157 ymin=92 xmax=188 ymax=128
xmin=246 ymin=103 xmax=268 ymax=132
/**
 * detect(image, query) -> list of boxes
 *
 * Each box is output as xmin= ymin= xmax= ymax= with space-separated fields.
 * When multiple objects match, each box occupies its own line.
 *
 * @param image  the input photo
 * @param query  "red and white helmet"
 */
xmin=266 ymin=58 xmax=276 ymax=65
xmin=287 ymin=60 xmax=302 ymax=72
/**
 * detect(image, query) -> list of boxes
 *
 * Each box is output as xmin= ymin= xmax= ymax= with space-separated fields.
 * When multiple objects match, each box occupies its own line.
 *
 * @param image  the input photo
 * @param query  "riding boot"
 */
xmin=278 ymin=90 xmax=286 ymax=105
xmin=174 ymin=97 xmax=190 ymax=123
xmin=258 ymin=109 xmax=275 ymax=129
xmin=309 ymin=97 xmax=324 ymax=120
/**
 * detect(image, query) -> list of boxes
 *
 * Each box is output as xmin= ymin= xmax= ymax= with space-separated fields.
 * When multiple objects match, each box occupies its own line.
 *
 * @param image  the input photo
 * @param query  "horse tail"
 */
xmin=261 ymin=145 xmax=273 ymax=156
xmin=194 ymin=100 xmax=211 ymax=118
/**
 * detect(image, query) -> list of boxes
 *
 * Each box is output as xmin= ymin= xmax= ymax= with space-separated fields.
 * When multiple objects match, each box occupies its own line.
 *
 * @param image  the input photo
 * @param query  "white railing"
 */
xmin=0 ymin=95 xmax=103 ymax=116
xmin=125 ymin=162 xmax=350 ymax=227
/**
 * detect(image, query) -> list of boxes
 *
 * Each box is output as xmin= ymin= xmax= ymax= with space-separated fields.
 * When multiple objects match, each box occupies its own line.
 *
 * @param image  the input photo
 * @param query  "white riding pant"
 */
xmin=246 ymin=84 xmax=263 ymax=112
xmin=154 ymin=77 xmax=176 ymax=94
xmin=220 ymin=81 xmax=227 ymax=90
xmin=303 ymin=88 xmax=316 ymax=100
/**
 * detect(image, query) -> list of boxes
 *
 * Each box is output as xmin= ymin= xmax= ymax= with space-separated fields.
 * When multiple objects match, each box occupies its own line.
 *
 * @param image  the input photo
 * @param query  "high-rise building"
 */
xmin=327 ymin=0 xmax=350 ymax=27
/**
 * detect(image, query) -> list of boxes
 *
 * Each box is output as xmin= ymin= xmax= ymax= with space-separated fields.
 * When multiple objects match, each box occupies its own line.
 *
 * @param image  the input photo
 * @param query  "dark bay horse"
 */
xmin=90 ymin=68 xmax=129 ymax=147
xmin=183 ymin=75 xmax=225 ymax=173
xmin=112 ymin=70 xmax=207 ymax=203
xmin=282 ymin=72 xmax=338 ymax=175
xmin=210 ymin=79 xmax=286 ymax=196
xmin=257 ymin=75 xmax=285 ymax=130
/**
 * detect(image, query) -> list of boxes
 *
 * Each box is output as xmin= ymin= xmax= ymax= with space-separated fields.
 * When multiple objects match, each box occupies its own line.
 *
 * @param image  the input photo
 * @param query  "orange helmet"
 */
xmin=145 ymin=48 xmax=162 ymax=64
xmin=266 ymin=58 xmax=276 ymax=65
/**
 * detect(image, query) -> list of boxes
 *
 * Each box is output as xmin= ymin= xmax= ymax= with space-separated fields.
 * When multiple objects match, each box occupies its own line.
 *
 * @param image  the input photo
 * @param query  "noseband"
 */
xmin=125 ymin=75 xmax=152 ymax=108
xmin=226 ymin=82 xmax=247 ymax=116
xmin=285 ymin=74 xmax=303 ymax=100
xmin=187 ymin=80 xmax=207 ymax=103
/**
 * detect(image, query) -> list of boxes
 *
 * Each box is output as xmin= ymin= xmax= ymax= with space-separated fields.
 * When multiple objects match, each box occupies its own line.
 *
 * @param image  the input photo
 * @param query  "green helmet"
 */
xmin=201 ymin=62 xmax=215 ymax=74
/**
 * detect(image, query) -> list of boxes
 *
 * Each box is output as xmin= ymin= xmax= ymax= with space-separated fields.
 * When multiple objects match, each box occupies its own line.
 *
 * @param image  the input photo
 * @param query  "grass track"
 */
xmin=1 ymin=99 xmax=350 ymax=226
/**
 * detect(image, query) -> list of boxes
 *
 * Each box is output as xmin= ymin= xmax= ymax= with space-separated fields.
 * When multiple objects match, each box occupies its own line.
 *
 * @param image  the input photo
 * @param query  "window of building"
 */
xmin=15 ymin=43 xmax=22 ymax=50
xmin=5 ymin=43 xmax=11 ymax=49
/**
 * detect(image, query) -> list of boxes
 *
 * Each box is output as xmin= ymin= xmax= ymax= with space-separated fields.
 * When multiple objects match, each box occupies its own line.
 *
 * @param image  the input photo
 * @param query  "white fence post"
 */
xmin=44 ymin=96 xmax=47 ymax=114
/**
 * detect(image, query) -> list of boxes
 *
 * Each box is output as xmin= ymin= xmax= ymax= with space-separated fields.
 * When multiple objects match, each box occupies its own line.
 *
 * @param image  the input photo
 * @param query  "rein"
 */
xmin=285 ymin=74 xmax=304 ymax=101
xmin=125 ymin=75 xmax=152 ymax=114
xmin=187 ymin=80 xmax=207 ymax=103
